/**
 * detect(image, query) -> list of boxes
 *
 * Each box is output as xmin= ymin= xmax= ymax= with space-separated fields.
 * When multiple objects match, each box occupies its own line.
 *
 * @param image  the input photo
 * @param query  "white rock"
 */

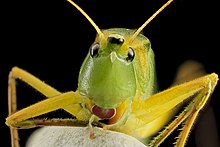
xmin=26 ymin=126 xmax=146 ymax=147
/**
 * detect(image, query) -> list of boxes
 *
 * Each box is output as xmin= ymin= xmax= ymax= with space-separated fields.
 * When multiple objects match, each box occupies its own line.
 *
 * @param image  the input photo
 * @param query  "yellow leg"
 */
xmin=8 ymin=67 xmax=89 ymax=115
xmin=7 ymin=67 xmax=87 ymax=147
xmin=117 ymin=73 xmax=218 ymax=146
xmin=14 ymin=118 xmax=92 ymax=128
xmin=134 ymin=73 xmax=217 ymax=122
xmin=148 ymin=79 xmax=212 ymax=146
xmin=8 ymin=68 xmax=19 ymax=147
xmin=172 ymin=60 xmax=219 ymax=146
xmin=6 ymin=91 xmax=83 ymax=127
xmin=144 ymin=73 xmax=218 ymax=146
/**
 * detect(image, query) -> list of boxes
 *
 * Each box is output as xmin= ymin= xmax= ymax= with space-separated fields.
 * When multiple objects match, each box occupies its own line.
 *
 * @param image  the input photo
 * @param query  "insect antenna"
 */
xmin=67 ymin=0 xmax=105 ymax=39
xmin=129 ymin=0 xmax=174 ymax=43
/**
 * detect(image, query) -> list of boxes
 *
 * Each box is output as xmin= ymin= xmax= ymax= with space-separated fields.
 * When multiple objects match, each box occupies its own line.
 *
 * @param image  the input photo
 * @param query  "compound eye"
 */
xmin=126 ymin=47 xmax=135 ymax=62
xmin=90 ymin=43 xmax=99 ymax=58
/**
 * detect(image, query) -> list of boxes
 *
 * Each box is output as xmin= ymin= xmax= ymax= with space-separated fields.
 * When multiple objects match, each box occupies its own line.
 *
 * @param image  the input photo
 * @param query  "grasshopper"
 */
xmin=6 ymin=0 xmax=218 ymax=146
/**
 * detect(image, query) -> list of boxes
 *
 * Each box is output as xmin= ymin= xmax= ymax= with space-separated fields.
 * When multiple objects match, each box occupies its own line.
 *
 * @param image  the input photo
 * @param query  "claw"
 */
xmin=88 ymin=115 xmax=96 ymax=139
xmin=89 ymin=130 xmax=95 ymax=139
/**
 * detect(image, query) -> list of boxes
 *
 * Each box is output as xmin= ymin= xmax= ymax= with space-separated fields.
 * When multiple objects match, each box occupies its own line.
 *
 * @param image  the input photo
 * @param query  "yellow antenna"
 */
xmin=67 ymin=0 xmax=104 ymax=39
xmin=129 ymin=0 xmax=174 ymax=43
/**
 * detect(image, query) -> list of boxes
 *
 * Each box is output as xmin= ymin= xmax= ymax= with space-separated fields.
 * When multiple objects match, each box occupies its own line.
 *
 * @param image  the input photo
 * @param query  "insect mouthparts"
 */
xmin=91 ymin=105 xmax=116 ymax=120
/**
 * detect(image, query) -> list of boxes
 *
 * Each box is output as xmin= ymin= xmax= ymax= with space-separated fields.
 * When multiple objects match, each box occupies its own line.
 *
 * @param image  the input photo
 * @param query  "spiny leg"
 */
xmin=8 ymin=69 xmax=19 ymax=147
xmin=147 ymin=60 xmax=206 ymax=146
xmin=132 ymin=73 xmax=217 ymax=123
xmin=18 ymin=118 xmax=102 ymax=128
xmin=8 ymin=67 xmax=61 ymax=147
xmin=175 ymin=81 xmax=213 ymax=146
xmin=150 ymin=61 xmax=216 ymax=146
xmin=172 ymin=60 xmax=219 ymax=146
xmin=148 ymin=80 xmax=212 ymax=146
xmin=156 ymin=60 xmax=206 ymax=146
xmin=118 ymin=73 xmax=218 ymax=146
xmin=6 ymin=91 xmax=83 ymax=128
xmin=7 ymin=67 xmax=87 ymax=147
xmin=194 ymin=106 xmax=220 ymax=147
xmin=172 ymin=61 xmax=219 ymax=146
xmin=146 ymin=74 xmax=218 ymax=146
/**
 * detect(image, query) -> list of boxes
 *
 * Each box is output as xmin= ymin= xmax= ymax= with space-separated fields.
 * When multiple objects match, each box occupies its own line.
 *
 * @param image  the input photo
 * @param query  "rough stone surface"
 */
xmin=26 ymin=126 xmax=146 ymax=147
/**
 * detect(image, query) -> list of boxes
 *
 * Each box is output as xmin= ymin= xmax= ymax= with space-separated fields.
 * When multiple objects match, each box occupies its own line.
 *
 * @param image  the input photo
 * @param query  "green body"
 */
xmin=78 ymin=28 xmax=157 ymax=109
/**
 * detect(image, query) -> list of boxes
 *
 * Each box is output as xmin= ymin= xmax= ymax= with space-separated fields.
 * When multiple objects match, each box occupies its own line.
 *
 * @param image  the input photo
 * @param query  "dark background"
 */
xmin=1 ymin=0 xmax=219 ymax=146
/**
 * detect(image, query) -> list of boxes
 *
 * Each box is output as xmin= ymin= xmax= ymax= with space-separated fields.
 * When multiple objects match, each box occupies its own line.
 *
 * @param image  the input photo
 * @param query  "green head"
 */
xmin=67 ymin=0 xmax=173 ymax=110
xmin=79 ymin=28 xmax=152 ymax=108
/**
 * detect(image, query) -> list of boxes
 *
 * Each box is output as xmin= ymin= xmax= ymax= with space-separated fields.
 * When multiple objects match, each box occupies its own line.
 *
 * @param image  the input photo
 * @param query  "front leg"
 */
xmin=7 ymin=67 xmax=89 ymax=147
xmin=6 ymin=91 xmax=84 ymax=128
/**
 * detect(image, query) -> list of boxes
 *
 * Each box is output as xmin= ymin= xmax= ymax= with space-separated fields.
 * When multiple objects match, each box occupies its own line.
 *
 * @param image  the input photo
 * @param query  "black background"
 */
xmin=1 ymin=0 xmax=219 ymax=146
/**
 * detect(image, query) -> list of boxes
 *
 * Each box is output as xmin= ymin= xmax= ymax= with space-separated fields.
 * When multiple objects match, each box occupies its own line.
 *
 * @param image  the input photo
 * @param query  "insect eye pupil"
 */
xmin=126 ymin=47 xmax=135 ymax=62
xmin=90 ymin=43 xmax=99 ymax=58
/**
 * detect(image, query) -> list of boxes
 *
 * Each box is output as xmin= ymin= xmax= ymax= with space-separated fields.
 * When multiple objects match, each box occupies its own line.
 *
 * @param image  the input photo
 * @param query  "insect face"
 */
xmin=78 ymin=29 xmax=138 ymax=109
